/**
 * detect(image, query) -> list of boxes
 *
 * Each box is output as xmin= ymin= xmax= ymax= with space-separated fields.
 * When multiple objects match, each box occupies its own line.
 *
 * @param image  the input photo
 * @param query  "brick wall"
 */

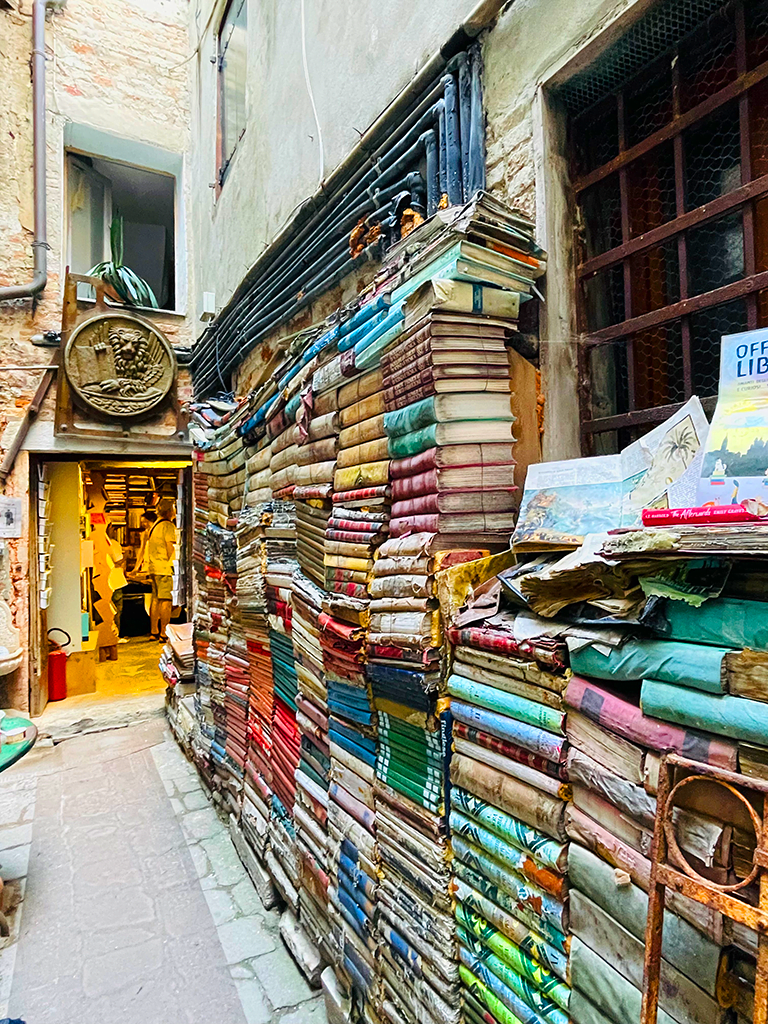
xmin=0 ymin=0 xmax=193 ymax=709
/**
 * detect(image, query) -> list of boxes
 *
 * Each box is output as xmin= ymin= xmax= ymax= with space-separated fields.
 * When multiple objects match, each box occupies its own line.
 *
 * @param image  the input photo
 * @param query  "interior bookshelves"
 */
xmin=83 ymin=469 xmax=179 ymax=573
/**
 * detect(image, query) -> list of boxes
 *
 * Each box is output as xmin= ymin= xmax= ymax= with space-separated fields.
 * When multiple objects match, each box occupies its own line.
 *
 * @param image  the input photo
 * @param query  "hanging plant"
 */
xmin=88 ymin=212 xmax=159 ymax=308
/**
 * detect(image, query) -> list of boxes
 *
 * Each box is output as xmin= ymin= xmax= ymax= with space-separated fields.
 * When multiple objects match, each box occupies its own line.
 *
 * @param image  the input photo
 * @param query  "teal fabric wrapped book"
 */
xmin=660 ymin=596 xmax=768 ymax=650
xmin=569 ymin=638 xmax=728 ymax=693
xmin=641 ymin=678 xmax=768 ymax=745
xmin=384 ymin=392 xmax=514 ymax=438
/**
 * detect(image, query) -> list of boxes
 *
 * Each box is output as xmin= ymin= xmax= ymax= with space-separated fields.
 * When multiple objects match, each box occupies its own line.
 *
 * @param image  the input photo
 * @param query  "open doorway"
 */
xmin=32 ymin=457 xmax=191 ymax=737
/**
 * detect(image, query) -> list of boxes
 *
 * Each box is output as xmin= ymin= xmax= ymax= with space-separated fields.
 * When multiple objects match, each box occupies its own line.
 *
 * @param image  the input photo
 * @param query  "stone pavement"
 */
xmin=0 ymin=716 xmax=327 ymax=1024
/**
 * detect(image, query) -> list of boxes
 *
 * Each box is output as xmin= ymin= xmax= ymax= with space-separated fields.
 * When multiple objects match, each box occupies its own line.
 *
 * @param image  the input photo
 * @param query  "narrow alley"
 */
xmin=0 ymin=710 xmax=327 ymax=1024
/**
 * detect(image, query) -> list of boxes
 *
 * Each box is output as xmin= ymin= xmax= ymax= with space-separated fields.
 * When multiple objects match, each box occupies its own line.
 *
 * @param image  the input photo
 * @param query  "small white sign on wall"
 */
xmin=0 ymin=498 xmax=23 ymax=539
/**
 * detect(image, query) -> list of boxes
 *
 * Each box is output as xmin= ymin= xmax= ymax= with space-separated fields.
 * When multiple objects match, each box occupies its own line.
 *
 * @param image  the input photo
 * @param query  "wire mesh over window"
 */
xmin=569 ymin=0 xmax=768 ymax=453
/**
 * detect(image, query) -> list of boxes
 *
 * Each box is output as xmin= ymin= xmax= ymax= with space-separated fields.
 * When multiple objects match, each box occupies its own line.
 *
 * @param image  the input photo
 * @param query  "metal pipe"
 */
xmin=205 ymin=88 xmax=444 ymax=358
xmin=423 ymin=130 xmax=439 ymax=216
xmin=443 ymin=73 xmax=463 ymax=205
xmin=0 ymin=0 xmax=47 ymax=303
xmin=198 ymin=0 xmax=506 ymax=343
xmin=468 ymin=42 xmax=486 ymax=197
xmin=194 ymin=0 xmax=508 ymax=394
xmin=436 ymin=99 xmax=447 ymax=198
xmin=457 ymin=53 xmax=472 ymax=200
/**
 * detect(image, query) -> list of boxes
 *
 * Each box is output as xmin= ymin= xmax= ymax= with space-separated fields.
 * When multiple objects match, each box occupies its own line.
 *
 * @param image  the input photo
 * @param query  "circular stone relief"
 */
xmin=64 ymin=311 xmax=176 ymax=420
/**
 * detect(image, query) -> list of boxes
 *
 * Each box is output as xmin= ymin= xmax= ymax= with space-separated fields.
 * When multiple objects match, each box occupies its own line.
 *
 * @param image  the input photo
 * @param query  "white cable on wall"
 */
xmin=300 ymin=0 xmax=325 ymax=188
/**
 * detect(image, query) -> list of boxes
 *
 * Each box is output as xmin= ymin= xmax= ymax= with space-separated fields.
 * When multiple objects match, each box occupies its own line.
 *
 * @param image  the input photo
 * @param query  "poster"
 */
xmin=698 ymin=327 xmax=768 ymax=506
xmin=513 ymin=397 xmax=708 ymax=550
xmin=0 ymin=498 xmax=22 ymax=539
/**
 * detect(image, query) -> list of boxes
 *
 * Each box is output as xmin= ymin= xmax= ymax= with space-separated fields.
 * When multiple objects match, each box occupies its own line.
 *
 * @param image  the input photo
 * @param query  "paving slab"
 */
xmin=1 ymin=714 xmax=328 ymax=1024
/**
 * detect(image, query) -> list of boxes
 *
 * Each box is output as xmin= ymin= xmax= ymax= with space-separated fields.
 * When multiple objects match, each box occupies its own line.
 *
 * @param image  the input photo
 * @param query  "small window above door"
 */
xmin=66 ymin=153 xmax=177 ymax=310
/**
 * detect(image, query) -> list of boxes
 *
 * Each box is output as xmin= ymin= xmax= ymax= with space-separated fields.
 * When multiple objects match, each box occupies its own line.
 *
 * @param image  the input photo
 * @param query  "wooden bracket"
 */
xmin=55 ymin=272 xmax=188 ymax=444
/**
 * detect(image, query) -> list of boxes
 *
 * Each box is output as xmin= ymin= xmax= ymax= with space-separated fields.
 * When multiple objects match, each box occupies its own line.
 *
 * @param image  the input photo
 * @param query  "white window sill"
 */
xmin=75 ymin=295 xmax=188 ymax=319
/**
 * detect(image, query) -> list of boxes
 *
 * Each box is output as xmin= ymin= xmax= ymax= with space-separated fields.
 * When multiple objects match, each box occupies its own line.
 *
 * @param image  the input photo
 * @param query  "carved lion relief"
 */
xmin=64 ymin=312 xmax=176 ymax=420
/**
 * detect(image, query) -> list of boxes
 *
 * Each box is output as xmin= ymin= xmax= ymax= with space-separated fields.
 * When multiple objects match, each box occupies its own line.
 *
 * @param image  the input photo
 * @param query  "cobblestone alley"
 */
xmin=0 ymin=715 xmax=328 ymax=1024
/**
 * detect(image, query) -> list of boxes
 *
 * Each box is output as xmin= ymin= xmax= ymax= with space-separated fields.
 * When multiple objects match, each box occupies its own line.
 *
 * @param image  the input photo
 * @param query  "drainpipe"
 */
xmin=0 ymin=0 xmax=48 ymax=303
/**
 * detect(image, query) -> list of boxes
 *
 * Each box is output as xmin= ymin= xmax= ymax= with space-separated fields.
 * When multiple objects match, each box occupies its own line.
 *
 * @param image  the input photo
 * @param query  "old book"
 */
xmin=405 ymin=278 xmax=522 ymax=323
xmin=338 ymin=369 xmax=383 ymax=408
xmin=568 ymin=843 xmax=724 ymax=995
xmin=338 ymin=413 xmax=386 ymax=448
xmin=572 ymin=784 xmax=650 ymax=855
xmin=388 ymin=421 xmax=516 ymax=460
xmin=304 ymin=411 xmax=339 ymax=442
xmin=294 ymin=436 xmax=339 ymax=466
xmin=336 ymin=437 xmax=390 ymax=469
xmin=451 ymin=657 xmax=563 ymax=711
xmin=340 ymin=392 xmax=386 ymax=427
xmin=565 ymin=805 xmax=724 ymax=942
xmin=390 ymin=490 xmax=517 ymax=518
xmin=738 ymin=741 xmax=768 ymax=780
xmin=640 ymin=678 xmax=768 ymax=746
xmin=391 ymin=465 xmax=516 ymax=499
xmin=565 ymin=676 xmax=738 ymax=770
xmin=725 ymin=647 xmax=768 ymax=701
xmin=566 ymin=708 xmax=645 ymax=784
xmin=390 ymin=443 xmax=517 ymax=477
xmin=312 ymin=387 xmax=339 ymax=417
xmin=384 ymin=378 xmax=511 ymax=407
xmin=390 ymin=511 xmax=517 ymax=537
xmin=333 ymin=460 xmax=390 ymax=492
xmin=383 ymin=331 xmax=507 ymax=373
xmin=451 ymin=753 xmax=567 ymax=840
xmin=385 ymin=351 xmax=511 ymax=388
xmin=455 ymin=646 xmax=565 ymax=695
xmin=570 ymin=891 xmax=726 ymax=1024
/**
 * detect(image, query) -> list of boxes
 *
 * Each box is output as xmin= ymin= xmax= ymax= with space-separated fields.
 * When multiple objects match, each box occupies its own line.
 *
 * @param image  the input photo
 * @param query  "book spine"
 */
xmin=385 ymin=353 xmax=435 ymax=385
xmin=381 ymin=332 xmax=434 ymax=372
xmin=391 ymin=494 xmax=440 ymax=518
xmin=390 ymin=447 xmax=438 ymax=479
xmin=391 ymin=468 xmax=438 ymax=500
xmin=387 ymin=424 xmax=439 ymax=459
xmin=384 ymin=396 xmax=437 ymax=438
xmin=384 ymin=382 xmax=438 ymax=411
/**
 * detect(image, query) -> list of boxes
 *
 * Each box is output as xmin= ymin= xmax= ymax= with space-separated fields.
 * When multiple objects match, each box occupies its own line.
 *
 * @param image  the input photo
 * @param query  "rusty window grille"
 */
xmin=569 ymin=0 xmax=768 ymax=454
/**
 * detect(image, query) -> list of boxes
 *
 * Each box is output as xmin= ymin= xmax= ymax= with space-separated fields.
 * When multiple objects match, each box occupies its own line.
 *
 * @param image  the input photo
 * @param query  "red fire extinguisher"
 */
xmin=47 ymin=628 xmax=71 ymax=702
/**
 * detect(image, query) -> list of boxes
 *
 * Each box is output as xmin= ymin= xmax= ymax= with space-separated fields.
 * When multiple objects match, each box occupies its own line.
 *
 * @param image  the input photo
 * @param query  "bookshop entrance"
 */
xmin=32 ymin=456 xmax=191 ymax=715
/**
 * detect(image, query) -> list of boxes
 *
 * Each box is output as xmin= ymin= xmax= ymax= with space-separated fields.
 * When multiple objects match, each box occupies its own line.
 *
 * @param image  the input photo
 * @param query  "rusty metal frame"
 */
xmin=573 ymin=0 xmax=768 ymax=449
xmin=641 ymin=752 xmax=768 ymax=1024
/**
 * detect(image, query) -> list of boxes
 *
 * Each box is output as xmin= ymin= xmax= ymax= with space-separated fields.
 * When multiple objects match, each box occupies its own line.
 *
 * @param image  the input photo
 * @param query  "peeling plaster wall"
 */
xmin=188 ymin=0 xmax=484 ymax=321
xmin=0 ymin=0 xmax=193 ymax=709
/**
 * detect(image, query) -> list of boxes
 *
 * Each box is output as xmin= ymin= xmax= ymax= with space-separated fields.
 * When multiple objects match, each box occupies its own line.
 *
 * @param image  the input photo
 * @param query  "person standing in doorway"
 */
xmin=146 ymin=498 xmax=176 ymax=642
xmin=106 ymin=523 xmax=128 ymax=644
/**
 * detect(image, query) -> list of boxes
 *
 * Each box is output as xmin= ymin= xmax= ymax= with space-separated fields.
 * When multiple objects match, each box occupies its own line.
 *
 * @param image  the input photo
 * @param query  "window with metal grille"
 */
xmin=568 ymin=0 xmax=768 ymax=454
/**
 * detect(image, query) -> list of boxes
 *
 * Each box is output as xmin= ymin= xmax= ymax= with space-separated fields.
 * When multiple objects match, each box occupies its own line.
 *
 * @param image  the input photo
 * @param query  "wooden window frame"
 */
xmin=216 ymin=0 xmax=247 ymax=192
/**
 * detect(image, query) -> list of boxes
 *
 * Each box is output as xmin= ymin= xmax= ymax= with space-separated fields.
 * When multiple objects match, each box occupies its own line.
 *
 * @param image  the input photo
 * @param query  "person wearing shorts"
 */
xmin=146 ymin=498 xmax=176 ymax=641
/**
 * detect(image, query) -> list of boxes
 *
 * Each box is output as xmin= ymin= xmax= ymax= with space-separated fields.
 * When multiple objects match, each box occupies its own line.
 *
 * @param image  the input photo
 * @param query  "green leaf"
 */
xmin=110 ymin=211 xmax=124 ymax=268
xmin=85 ymin=212 xmax=160 ymax=308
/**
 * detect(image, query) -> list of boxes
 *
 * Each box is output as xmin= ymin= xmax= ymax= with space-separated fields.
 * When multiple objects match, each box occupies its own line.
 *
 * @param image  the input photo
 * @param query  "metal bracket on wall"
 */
xmin=0 ymin=354 xmax=59 ymax=487
xmin=641 ymin=752 xmax=768 ymax=1024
